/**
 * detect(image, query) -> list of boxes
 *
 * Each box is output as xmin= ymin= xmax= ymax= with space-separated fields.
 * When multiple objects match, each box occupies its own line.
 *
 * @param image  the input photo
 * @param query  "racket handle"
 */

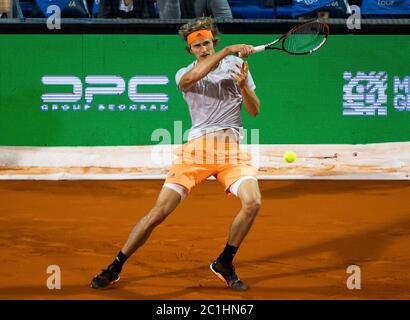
xmin=237 ymin=45 xmax=266 ymax=58
xmin=253 ymin=45 xmax=266 ymax=53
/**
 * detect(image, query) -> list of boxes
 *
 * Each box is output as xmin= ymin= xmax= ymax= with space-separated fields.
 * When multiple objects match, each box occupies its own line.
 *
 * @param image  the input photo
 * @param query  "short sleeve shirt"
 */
xmin=175 ymin=55 xmax=256 ymax=141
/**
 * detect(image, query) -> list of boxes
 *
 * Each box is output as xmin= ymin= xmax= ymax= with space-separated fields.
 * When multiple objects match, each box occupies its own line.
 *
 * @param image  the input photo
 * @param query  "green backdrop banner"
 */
xmin=0 ymin=34 xmax=409 ymax=146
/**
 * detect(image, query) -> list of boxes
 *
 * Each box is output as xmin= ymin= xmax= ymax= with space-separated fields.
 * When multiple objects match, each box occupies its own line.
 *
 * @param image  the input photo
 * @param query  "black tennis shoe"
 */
xmin=90 ymin=265 xmax=120 ymax=289
xmin=210 ymin=259 xmax=247 ymax=291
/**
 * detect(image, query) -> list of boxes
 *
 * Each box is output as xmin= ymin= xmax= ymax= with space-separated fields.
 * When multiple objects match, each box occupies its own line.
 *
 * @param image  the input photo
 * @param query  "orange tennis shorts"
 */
xmin=165 ymin=132 xmax=258 ymax=195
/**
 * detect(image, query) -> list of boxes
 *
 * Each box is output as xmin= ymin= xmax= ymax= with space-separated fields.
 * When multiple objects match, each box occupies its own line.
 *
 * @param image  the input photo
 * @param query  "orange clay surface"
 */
xmin=0 ymin=180 xmax=409 ymax=300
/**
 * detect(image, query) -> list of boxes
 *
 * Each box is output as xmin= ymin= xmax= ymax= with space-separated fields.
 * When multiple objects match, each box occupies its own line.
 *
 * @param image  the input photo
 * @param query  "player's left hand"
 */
xmin=231 ymin=62 xmax=249 ymax=89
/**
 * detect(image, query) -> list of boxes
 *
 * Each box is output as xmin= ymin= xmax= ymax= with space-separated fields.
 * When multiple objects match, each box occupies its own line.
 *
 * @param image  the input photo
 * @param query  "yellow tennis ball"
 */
xmin=284 ymin=151 xmax=297 ymax=163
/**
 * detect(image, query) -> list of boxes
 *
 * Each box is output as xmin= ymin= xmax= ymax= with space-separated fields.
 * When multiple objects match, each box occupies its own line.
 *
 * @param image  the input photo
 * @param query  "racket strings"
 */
xmin=284 ymin=23 xmax=328 ymax=54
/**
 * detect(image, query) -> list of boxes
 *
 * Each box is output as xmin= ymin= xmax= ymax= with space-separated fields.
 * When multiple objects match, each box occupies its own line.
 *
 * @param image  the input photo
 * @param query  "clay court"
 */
xmin=0 ymin=179 xmax=409 ymax=300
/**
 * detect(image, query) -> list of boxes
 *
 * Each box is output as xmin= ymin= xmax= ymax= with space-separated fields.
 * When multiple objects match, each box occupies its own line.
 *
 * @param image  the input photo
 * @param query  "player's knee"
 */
xmin=242 ymin=196 xmax=261 ymax=217
xmin=148 ymin=205 xmax=169 ymax=226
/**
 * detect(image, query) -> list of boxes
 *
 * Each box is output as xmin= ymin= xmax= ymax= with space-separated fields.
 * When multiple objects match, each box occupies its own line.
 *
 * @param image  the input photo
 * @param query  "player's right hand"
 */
xmin=227 ymin=44 xmax=254 ymax=58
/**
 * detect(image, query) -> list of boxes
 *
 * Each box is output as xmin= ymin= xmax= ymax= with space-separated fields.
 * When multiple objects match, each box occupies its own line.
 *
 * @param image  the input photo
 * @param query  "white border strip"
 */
xmin=0 ymin=142 xmax=409 ymax=180
xmin=0 ymin=174 xmax=407 ymax=180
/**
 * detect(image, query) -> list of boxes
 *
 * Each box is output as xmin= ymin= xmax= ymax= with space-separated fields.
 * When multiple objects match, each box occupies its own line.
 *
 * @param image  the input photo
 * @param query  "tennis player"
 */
xmin=91 ymin=17 xmax=261 ymax=291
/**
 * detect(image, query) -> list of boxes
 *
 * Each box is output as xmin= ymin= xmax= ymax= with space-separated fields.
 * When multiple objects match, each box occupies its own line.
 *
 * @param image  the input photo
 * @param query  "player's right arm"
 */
xmin=179 ymin=44 xmax=253 ymax=91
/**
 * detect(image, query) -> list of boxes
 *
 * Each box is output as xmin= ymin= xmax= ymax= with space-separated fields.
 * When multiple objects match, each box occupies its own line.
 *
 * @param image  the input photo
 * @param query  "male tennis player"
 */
xmin=91 ymin=17 xmax=261 ymax=291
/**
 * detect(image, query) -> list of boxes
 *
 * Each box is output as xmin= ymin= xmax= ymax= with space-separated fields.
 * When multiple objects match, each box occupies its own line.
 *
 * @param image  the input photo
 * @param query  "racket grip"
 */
xmin=237 ymin=45 xmax=265 ymax=58
xmin=253 ymin=45 xmax=266 ymax=53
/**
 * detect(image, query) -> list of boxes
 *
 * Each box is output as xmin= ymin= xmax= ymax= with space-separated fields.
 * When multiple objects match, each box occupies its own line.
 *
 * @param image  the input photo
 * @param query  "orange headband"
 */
xmin=187 ymin=30 xmax=214 ymax=46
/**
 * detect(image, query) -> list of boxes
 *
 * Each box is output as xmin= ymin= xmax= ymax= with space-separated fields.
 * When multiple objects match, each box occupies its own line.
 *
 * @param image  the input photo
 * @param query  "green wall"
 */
xmin=0 ymin=34 xmax=409 ymax=146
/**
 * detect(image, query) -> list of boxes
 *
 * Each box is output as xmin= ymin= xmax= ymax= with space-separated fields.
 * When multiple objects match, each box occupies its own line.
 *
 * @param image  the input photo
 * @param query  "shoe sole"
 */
xmin=209 ymin=263 xmax=229 ymax=287
xmin=90 ymin=275 xmax=120 ymax=289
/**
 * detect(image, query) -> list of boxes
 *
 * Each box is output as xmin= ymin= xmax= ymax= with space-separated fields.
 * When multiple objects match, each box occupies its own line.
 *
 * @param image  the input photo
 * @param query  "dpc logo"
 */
xmin=40 ymin=75 xmax=170 ymax=112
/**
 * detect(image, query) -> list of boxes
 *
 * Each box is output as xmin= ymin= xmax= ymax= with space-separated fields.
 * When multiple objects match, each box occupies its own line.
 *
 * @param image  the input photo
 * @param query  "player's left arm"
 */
xmin=231 ymin=62 xmax=260 ymax=117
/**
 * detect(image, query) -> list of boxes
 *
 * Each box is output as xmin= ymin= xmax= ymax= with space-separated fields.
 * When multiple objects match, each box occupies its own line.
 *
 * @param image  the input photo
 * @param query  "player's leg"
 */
xmin=193 ymin=0 xmax=208 ymax=17
xmin=208 ymin=0 xmax=233 ymax=19
xmin=227 ymin=178 xmax=261 ymax=247
xmin=90 ymin=184 xmax=186 ymax=289
xmin=211 ymin=176 xmax=261 ymax=291
xmin=156 ymin=0 xmax=181 ymax=19
xmin=121 ymin=184 xmax=184 ymax=257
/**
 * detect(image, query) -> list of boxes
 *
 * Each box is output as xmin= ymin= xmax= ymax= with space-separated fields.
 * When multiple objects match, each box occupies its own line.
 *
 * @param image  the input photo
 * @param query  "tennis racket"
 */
xmin=252 ymin=20 xmax=329 ymax=56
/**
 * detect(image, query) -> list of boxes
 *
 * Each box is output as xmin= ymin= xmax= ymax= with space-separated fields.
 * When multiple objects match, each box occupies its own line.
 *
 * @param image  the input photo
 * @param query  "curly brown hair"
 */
xmin=179 ymin=16 xmax=220 ymax=52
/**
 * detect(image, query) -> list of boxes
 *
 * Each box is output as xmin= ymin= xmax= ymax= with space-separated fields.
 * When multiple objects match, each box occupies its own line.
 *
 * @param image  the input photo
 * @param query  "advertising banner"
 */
xmin=0 ymin=34 xmax=409 ymax=146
